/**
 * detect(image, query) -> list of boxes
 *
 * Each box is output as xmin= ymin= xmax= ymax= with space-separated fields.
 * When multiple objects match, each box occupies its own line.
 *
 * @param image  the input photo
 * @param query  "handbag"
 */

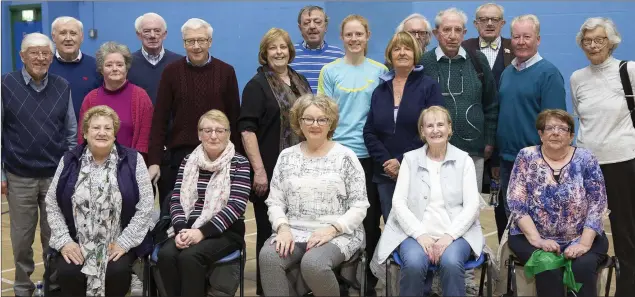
xmin=619 ymin=60 xmax=634 ymax=127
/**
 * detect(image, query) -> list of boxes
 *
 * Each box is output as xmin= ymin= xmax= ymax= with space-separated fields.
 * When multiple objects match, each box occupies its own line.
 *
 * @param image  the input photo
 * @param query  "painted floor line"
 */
xmin=1 ymin=277 xmax=14 ymax=285
xmin=2 ymin=262 xmax=43 ymax=273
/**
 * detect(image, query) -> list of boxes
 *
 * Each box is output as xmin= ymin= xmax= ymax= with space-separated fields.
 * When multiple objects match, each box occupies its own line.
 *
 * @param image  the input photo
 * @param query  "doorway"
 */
xmin=10 ymin=4 xmax=43 ymax=71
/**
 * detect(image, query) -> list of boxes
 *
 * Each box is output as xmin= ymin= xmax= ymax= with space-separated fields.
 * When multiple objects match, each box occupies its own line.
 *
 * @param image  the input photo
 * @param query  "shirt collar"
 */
xmin=512 ymin=52 xmax=543 ymax=71
xmin=186 ymin=54 xmax=212 ymax=67
xmin=141 ymin=47 xmax=165 ymax=61
xmin=21 ymin=67 xmax=48 ymax=87
xmin=55 ymin=50 xmax=82 ymax=62
xmin=301 ymin=40 xmax=326 ymax=50
xmin=435 ymin=46 xmax=467 ymax=61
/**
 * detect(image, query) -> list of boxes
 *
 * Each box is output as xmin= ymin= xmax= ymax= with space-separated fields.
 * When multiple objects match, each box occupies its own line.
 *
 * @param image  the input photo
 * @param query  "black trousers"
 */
xmin=509 ymin=234 xmax=608 ymax=297
xmin=55 ymin=251 xmax=135 ymax=297
xmin=253 ymin=195 xmax=272 ymax=296
xmin=157 ymin=235 xmax=241 ymax=297
xmin=495 ymin=159 xmax=515 ymax=241
xmin=158 ymin=146 xmax=196 ymax=215
xmin=359 ymin=157 xmax=381 ymax=294
xmin=601 ymin=159 xmax=635 ymax=297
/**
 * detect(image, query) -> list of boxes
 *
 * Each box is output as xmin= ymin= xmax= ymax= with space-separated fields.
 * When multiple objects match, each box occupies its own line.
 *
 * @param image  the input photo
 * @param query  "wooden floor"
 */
xmin=1 ymin=194 xmax=616 ymax=296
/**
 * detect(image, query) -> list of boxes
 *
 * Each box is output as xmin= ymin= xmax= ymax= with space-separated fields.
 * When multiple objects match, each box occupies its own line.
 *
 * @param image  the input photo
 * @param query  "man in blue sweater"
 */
xmin=128 ymin=12 xmax=182 ymax=105
xmin=49 ymin=16 xmax=102 ymax=122
xmin=496 ymin=14 xmax=567 ymax=216
xmin=2 ymin=33 xmax=76 ymax=296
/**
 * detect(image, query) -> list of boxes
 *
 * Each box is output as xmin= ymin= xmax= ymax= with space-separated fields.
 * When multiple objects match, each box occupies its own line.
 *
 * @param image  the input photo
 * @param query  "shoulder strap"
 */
xmin=619 ymin=60 xmax=635 ymax=128
xmin=466 ymin=47 xmax=485 ymax=85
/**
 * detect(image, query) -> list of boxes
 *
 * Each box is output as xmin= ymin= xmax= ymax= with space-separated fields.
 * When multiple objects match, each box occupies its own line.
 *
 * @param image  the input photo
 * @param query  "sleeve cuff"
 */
xmin=411 ymin=229 xmax=425 ymax=240
xmin=173 ymin=222 xmax=187 ymax=234
xmin=199 ymin=221 xmax=221 ymax=238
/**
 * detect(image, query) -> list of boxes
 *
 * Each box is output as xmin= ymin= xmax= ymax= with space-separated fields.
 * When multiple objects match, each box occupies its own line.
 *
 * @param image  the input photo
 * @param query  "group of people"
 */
xmin=2 ymin=2 xmax=634 ymax=297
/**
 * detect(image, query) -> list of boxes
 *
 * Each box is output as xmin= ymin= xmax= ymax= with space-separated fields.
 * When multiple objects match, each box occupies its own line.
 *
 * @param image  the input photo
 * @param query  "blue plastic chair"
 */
xmin=386 ymin=250 xmax=492 ymax=297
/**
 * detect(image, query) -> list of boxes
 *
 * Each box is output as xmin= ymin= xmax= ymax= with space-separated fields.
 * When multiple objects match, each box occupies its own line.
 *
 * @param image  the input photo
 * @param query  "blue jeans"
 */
xmin=377 ymin=182 xmax=396 ymax=220
xmin=398 ymin=237 xmax=472 ymax=296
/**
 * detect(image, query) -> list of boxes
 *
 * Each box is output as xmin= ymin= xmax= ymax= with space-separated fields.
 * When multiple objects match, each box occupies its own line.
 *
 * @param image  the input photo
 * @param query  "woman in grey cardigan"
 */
xmin=371 ymin=106 xmax=483 ymax=297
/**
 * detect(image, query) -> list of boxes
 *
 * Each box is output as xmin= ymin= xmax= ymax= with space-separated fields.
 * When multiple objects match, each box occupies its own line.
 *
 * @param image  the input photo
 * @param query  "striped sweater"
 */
xmin=289 ymin=40 xmax=345 ymax=93
xmin=170 ymin=153 xmax=251 ymax=237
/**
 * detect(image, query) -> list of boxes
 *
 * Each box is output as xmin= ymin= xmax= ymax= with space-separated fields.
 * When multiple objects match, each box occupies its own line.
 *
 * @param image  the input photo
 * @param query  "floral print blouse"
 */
xmin=507 ymin=146 xmax=608 ymax=244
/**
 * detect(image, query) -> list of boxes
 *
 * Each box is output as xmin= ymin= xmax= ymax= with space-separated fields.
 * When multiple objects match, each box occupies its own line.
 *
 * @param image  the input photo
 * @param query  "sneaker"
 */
xmin=130 ymin=274 xmax=143 ymax=296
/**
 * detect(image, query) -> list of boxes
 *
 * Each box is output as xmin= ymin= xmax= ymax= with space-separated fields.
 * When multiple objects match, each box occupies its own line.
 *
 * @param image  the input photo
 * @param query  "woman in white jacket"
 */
xmin=371 ymin=106 xmax=483 ymax=297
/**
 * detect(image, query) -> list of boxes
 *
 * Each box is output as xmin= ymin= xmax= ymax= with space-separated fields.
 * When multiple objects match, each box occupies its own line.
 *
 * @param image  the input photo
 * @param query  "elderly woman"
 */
xmin=364 ymin=31 xmax=443 ymax=219
xmin=259 ymin=93 xmax=370 ymax=296
xmin=45 ymin=105 xmax=154 ymax=296
xmin=237 ymin=27 xmax=311 ymax=295
xmin=570 ymin=17 xmax=635 ymax=296
xmin=372 ymin=106 xmax=483 ymax=297
xmin=157 ymin=109 xmax=251 ymax=297
xmin=507 ymin=109 xmax=608 ymax=297
xmin=78 ymin=41 xmax=153 ymax=157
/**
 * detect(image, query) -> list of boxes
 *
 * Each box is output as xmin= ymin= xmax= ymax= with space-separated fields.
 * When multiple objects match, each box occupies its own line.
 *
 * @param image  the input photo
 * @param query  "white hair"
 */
xmin=134 ymin=12 xmax=167 ymax=33
xmin=51 ymin=16 xmax=83 ymax=34
xmin=21 ymin=32 xmax=54 ymax=53
xmin=475 ymin=3 xmax=505 ymax=19
xmin=576 ymin=17 xmax=621 ymax=51
xmin=181 ymin=18 xmax=213 ymax=39
xmin=395 ymin=13 xmax=432 ymax=35
xmin=435 ymin=8 xmax=468 ymax=28
xmin=511 ymin=14 xmax=541 ymax=35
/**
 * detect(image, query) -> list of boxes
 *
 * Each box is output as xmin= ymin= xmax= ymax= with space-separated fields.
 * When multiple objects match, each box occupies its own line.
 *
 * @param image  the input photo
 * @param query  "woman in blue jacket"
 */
xmin=363 ymin=31 xmax=443 ymax=219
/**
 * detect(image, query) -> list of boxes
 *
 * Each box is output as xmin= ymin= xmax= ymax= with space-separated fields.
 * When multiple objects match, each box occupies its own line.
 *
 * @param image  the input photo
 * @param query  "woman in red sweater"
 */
xmin=78 ymin=41 xmax=153 ymax=157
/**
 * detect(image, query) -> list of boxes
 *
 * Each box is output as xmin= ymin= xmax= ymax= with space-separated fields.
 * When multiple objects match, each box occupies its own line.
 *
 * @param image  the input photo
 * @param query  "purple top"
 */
xmin=95 ymin=80 xmax=134 ymax=147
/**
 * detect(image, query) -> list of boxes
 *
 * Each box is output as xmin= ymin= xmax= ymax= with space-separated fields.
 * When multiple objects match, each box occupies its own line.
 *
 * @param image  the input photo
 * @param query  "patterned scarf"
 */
xmin=73 ymin=146 xmax=122 ymax=296
xmin=167 ymin=142 xmax=235 ymax=237
xmin=262 ymin=65 xmax=311 ymax=152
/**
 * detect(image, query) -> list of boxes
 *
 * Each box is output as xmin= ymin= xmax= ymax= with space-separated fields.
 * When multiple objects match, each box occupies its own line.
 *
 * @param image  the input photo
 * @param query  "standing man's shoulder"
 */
xmin=538 ymin=58 xmax=563 ymax=75
xmin=211 ymin=57 xmax=236 ymax=72
xmin=325 ymin=43 xmax=345 ymax=56
xmin=462 ymin=38 xmax=479 ymax=51
xmin=164 ymin=49 xmax=184 ymax=60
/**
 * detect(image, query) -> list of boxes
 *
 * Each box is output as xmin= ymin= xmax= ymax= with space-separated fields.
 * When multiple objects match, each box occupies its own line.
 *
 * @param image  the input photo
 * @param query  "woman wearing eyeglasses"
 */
xmin=507 ymin=109 xmax=609 ymax=297
xmin=570 ymin=17 xmax=635 ymax=296
xmin=237 ymin=28 xmax=311 ymax=295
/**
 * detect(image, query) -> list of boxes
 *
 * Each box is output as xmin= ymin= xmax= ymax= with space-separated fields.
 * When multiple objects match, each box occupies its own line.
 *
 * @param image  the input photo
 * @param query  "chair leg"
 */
xmin=385 ymin=258 xmax=391 ymax=297
xmin=360 ymin=252 xmax=367 ymax=297
xmin=478 ymin=261 xmax=486 ymax=296
xmin=240 ymin=247 xmax=245 ymax=297
xmin=486 ymin=257 xmax=492 ymax=297
xmin=43 ymin=253 xmax=51 ymax=297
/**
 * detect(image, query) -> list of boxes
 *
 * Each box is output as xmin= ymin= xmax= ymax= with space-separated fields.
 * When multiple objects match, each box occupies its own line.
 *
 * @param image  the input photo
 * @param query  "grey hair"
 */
xmin=135 ymin=12 xmax=167 ymax=33
xmin=95 ymin=41 xmax=133 ymax=73
xmin=475 ymin=3 xmax=505 ymax=19
xmin=181 ymin=18 xmax=213 ymax=39
xmin=51 ymin=16 xmax=83 ymax=34
xmin=395 ymin=13 xmax=432 ymax=35
xmin=576 ymin=17 xmax=621 ymax=51
xmin=511 ymin=14 xmax=541 ymax=36
xmin=297 ymin=5 xmax=329 ymax=25
xmin=435 ymin=8 xmax=468 ymax=29
xmin=21 ymin=33 xmax=54 ymax=53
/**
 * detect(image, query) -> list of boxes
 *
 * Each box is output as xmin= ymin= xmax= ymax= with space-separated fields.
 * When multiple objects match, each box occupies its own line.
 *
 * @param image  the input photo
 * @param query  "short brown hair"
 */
xmin=417 ymin=105 xmax=453 ymax=141
xmin=82 ymin=105 xmax=121 ymax=138
xmin=258 ymin=28 xmax=295 ymax=66
xmin=95 ymin=41 xmax=133 ymax=74
xmin=385 ymin=31 xmax=423 ymax=68
xmin=535 ymin=109 xmax=575 ymax=134
xmin=290 ymin=93 xmax=339 ymax=139
xmin=340 ymin=14 xmax=370 ymax=56
xmin=297 ymin=5 xmax=328 ymax=25
xmin=198 ymin=109 xmax=230 ymax=130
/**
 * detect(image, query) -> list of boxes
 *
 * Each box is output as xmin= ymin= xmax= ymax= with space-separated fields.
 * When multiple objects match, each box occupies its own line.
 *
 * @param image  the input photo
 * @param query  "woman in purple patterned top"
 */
xmin=507 ymin=109 xmax=609 ymax=297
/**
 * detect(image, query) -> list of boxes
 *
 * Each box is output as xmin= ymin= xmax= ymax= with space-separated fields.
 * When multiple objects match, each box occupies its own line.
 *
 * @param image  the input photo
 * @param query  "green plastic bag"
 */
xmin=523 ymin=249 xmax=583 ymax=293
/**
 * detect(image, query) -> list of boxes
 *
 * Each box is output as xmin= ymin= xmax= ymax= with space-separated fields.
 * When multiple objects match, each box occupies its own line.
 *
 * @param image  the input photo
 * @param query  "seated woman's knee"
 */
xmin=258 ymin=240 xmax=280 ymax=266
xmin=400 ymin=248 xmax=430 ymax=274
xmin=300 ymin=249 xmax=335 ymax=275
xmin=439 ymin=251 xmax=465 ymax=273
xmin=55 ymin=257 xmax=84 ymax=279
xmin=106 ymin=256 xmax=133 ymax=280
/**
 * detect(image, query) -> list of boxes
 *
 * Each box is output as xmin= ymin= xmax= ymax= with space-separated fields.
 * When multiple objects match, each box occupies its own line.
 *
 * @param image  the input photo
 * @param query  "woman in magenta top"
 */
xmin=78 ymin=41 xmax=153 ymax=157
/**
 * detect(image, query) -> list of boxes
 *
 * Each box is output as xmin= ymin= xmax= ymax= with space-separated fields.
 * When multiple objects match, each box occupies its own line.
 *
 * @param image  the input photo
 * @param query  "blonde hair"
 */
xmin=511 ymin=14 xmax=540 ymax=36
xmin=340 ymin=14 xmax=370 ymax=56
xmin=198 ymin=109 xmax=230 ymax=131
xmin=418 ymin=106 xmax=453 ymax=141
xmin=82 ymin=105 xmax=121 ymax=138
xmin=290 ymin=93 xmax=339 ymax=139
xmin=258 ymin=28 xmax=295 ymax=66
xmin=385 ymin=31 xmax=423 ymax=68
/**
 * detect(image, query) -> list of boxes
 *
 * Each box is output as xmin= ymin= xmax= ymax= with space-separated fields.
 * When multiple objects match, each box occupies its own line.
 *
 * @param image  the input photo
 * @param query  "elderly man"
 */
xmin=461 ymin=2 xmax=514 ymax=240
xmin=148 ymin=18 xmax=241 ymax=215
xmin=396 ymin=13 xmax=432 ymax=53
xmin=289 ymin=5 xmax=344 ymax=93
xmin=49 ymin=16 xmax=101 ymax=121
xmin=128 ymin=12 xmax=182 ymax=105
xmin=497 ymin=14 xmax=567 ymax=219
xmin=421 ymin=8 xmax=498 ymax=193
xmin=1 ymin=33 xmax=76 ymax=296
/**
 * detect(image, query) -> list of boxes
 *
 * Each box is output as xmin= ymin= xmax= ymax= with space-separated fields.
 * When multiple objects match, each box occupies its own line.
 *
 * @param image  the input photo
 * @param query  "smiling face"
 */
xmin=20 ymin=45 xmax=53 ymax=80
xmin=183 ymin=27 xmax=211 ymax=65
xmin=266 ymin=36 xmax=290 ymax=68
xmin=539 ymin=117 xmax=573 ymax=152
xmin=52 ymin=21 xmax=83 ymax=57
xmin=102 ymin=52 xmax=127 ymax=85
xmin=581 ymin=26 xmax=611 ymax=65
xmin=85 ymin=115 xmax=116 ymax=151
xmin=299 ymin=104 xmax=331 ymax=142
xmin=391 ymin=43 xmax=415 ymax=70
xmin=511 ymin=20 xmax=540 ymax=63
xmin=341 ymin=19 xmax=369 ymax=56
xmin=421 ymin=110 xmax=452 ymax=146
xmin=198 ymin=118 xmax=230 ymax=159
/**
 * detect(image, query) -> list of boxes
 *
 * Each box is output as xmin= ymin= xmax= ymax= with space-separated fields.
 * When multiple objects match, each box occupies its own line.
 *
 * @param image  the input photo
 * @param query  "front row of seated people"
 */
xmin=45 ymin=100 xmax=608 ymax=297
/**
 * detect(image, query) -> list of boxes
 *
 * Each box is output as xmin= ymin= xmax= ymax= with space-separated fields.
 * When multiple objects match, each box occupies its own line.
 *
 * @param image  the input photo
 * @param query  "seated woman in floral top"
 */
xmin=507 ymin=109 xmax=608 ymax=297
xmin=259 ymin=93 xmax=370 ymax=296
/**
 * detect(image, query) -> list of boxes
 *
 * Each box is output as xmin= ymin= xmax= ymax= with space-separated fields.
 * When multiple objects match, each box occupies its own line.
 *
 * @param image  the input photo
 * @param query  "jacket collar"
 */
xmin=379 ymin=65 xmax=424 ymax=82
xmin=418 ymin=143 xmax=462 ymax=169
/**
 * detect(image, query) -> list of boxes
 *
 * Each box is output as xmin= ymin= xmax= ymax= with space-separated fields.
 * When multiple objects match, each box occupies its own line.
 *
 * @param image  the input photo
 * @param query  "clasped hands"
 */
xmin=272 ymin=224 xmax=338 ymax=258
xmin=175 ymin=228 xmax=205 ymax=249
xmin=530 ymin=237 xmax=591 ymax=259
xmin=416 ymin=234 xmax=454 ymax=265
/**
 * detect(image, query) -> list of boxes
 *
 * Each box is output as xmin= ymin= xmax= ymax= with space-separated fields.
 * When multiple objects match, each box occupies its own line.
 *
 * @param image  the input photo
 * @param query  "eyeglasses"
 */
xmin=476 ymin=17 xmax=503 ymax=24
xmin=543 ymin=125 xmax=571 ymax=133
xmin=184 ymin=38 xmax=211 ymax=47
xmin=300 ymin=117 xmax=330 ymax=126
xmin=439 ymin=27 xmax=465 ymax=37
xmin=27 ymin=50 xmax=51 ymax=59
xmin=581 ymin=37 xmax=607 ymax=47
xmin=407 ymin=30 xmax=429 ymax=38
xmin=199 ymin=128 xmax=228 ymax=136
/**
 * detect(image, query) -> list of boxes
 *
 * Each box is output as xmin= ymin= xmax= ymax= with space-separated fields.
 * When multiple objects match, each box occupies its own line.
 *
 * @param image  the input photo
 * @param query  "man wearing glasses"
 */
xmin=289 ymin=5 xmax=344 ymax=93
xmin=396 ymin=13 xmax=432 ymax=53
xmin=148 ymin=18 xmax=241 ymax=216
xmin=128 ymin=12 xmax=182 ymax=105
